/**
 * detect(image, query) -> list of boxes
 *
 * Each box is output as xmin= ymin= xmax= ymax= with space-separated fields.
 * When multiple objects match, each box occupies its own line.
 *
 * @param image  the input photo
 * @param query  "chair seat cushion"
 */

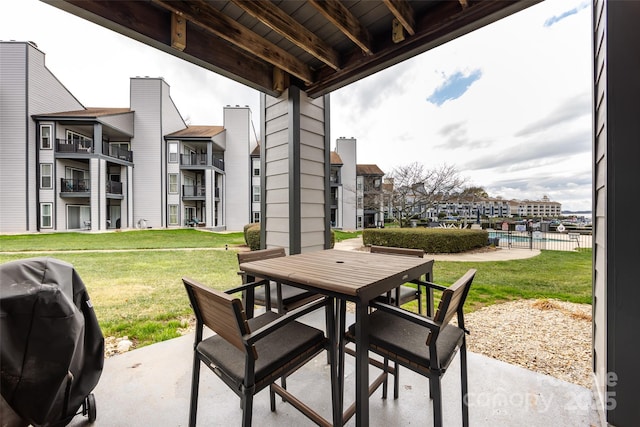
xmin=254 ymin=283 xmax=317 ymax=306
xmin=375 ymin=285 xmax=418 ymax=306
xmin=347 ymin=309 xmax=464 ymax=374
xmin=197 ymin=311 xmax=325 ymax=391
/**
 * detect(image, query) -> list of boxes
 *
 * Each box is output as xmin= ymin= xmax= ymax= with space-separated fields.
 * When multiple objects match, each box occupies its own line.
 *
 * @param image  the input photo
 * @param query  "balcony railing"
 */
xmin=57 ymin=138 xmax=93 ymax=153
xmin=106 ymin=144 xmax=133 ymax=162
xmin=106 ymin=180 xmax=123 ymax=195
xmin=61 ymin=178 xmax=89 ymax=192
xmin=56 ymin=139 xmax=133 ymax=162
xmin=183 ymin=185 xmax=206 ymax=197
xmin=180 ymin=153 xmax=207 ymax=166
xmin=178 ymin=154 xmax=225 ymax=170
xmin=213 ymin=157 xmax=224 ymax=170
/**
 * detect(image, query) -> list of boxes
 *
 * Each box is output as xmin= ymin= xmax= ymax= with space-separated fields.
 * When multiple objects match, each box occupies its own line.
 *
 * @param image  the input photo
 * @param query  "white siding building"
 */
xmin=0 ymin=41 xmax=254 ymax=233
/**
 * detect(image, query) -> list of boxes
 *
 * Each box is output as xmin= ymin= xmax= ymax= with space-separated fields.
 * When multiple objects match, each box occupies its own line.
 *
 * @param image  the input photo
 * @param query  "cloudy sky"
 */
xmin=2 ymin=0 xmax=592 ymax=212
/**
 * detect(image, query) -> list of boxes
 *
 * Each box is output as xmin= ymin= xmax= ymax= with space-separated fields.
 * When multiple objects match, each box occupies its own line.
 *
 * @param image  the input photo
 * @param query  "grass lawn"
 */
xmin=0 ymin=230 xmax=591 ymax=349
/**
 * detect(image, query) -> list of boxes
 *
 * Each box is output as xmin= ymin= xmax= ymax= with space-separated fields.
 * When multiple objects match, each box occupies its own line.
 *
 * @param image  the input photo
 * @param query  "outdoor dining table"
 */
xmin=239 ymin=248 xmax=434 ymax=426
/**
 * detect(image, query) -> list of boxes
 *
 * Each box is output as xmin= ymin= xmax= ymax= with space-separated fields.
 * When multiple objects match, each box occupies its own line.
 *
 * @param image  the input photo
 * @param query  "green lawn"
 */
xmin=0 ymin=230 xmax=591 ymax=349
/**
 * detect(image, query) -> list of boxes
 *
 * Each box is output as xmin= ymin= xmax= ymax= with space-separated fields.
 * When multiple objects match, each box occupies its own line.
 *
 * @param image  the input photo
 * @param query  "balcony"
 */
xmin=183 ymin=185 xmax=205 ymax=200
xmin=106 ymin=144 xmax=133 ymax=162
xmin=106 ymin=180 xmax=123 ymax=196
xmin=60 ymin=178 xmax=89 ymax=197
xmin=57 ymin=138 xmax=93 ymax=154
xmin=178 ymin=155 xmax=225 ymax=171
xmin=55 ymin=139 xmax=133 ymax=162
xmin=180 ymin=153 xmax=207 ymax=166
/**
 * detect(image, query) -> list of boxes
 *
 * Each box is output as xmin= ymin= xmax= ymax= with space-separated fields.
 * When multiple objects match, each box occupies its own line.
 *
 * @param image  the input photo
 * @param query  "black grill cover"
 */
xmin=0 ymin=257 xmax=104 ymax=426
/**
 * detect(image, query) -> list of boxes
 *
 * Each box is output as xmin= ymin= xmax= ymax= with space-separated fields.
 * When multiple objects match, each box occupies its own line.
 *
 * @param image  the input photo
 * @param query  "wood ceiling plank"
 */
xmin=308 ymin=0 xmax=373 ymax=55
xmin=231 ymin=0 xmax=341 ymax=71
xmin=152 ymin=0 xmax=314 ymax=84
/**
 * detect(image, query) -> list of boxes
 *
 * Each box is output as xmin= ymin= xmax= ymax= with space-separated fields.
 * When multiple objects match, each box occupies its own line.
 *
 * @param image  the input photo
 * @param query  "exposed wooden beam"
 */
xmin=459 ymin=0 xmax=470 ymax=9
xmin=307 ymin=0 xmax=534 ymax=97
xmin=152 ymin=0 xmax=314 ymax=84
xmin=308 ymin=0 xmax=373 ymax=56
xmin=231 ymin=0 xmax=341 ymax=71
xmin=383 ymin=0 xmax=415 ymax=36
xmin=171 ymin=12 xmax=187 ymax=51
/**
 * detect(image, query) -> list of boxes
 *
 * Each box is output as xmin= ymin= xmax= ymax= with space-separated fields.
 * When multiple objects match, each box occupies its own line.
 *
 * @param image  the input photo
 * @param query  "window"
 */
xmin=253 ymin=159 xmax=260 ymax=176
xmin=40 ymin=125 xmax=52 ymax=149
xmin=169 ymin=174 xmax=178 ymax=194
xmin=40 ymin=203 xmax=52 ymax=228
xmin=168 ymin=142 xmax=178 ymax=163
xmin=169 ymin=205 xmax=179 ymax=225
xmin=40 ymin=164 xmax=52 ymax=189
xmin=252 ymin=185 xmax=260 ymax=202
xmin=253 ymin=212 xmax=260 ymax=223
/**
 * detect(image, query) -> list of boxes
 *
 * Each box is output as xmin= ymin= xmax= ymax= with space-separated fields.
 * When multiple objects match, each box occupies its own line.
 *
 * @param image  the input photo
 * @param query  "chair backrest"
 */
xmin=431 ymin=269 xmax=476 ymax=340
xmin=237 ymin=247 xmax=286 ymax=264
xmin=370 ymin=245 xmax=424 ymax=258
xmin=182 ymin=277 xmax=252 ymax=355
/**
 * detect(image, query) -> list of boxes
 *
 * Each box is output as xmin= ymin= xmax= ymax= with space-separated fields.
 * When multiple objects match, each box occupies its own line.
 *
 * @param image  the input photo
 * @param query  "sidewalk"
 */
xmin=334 ymin=237 xmax=541 ymax=261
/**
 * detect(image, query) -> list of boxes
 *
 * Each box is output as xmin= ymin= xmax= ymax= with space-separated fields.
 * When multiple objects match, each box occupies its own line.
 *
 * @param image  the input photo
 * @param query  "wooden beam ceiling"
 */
xmin=47 ymin=0 xmax=539 ymax=98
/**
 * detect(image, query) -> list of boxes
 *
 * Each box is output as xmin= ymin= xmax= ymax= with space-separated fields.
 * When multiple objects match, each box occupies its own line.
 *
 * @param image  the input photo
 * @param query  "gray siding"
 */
xmin=262 ymin=88 xmax=328 ymax=253
xmin=593 ymin=1 xmax=640 ymax=425
xmin=263 ymin=93 xmax=291 ymax=249
xmin=298 ymin=92 xmax=326 ymax=253
xmin=591 ymin=0 xmax=607 ymax=417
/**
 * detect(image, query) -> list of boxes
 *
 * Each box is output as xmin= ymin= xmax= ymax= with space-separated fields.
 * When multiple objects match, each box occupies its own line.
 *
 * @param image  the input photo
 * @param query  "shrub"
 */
xmin=243 ymin=223 xmax=335 ymax=250
xmin=362 ymin=228 xmax=488 ymax=254
xmin=245 ymin=223 xmax=261 ymax=250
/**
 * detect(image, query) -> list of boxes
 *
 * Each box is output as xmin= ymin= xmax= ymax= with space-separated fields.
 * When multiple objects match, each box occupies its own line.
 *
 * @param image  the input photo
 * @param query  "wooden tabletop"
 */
xmin=239 ymin=249 xmax=433 ymax=300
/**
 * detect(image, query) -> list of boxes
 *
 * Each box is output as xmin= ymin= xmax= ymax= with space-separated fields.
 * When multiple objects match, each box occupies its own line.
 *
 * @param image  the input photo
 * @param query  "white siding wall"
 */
xmin=0 ymin=42 xmax=82 ymax=233
xmin=336 ymin=138 xmax=357 ymax=230
xmin=223 ymin=106 xmax=251 ymax=231
xmin=100 ymin=113 xmax=134 ymax=136
xmin=130 ymin=77 xmax=185 ymax=229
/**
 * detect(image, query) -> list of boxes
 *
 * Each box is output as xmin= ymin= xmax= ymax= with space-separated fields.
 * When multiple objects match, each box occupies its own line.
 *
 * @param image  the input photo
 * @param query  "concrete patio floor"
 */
xmin=68 ymin=307 xmax=601 ymax=427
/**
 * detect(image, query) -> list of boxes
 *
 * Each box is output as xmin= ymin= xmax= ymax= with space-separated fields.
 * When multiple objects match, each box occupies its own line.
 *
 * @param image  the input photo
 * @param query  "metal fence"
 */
xmin=487 ymin=230 xmax=592 ymax=251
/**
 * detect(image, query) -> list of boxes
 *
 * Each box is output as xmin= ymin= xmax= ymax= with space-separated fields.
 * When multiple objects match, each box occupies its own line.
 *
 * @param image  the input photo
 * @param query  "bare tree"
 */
xmin=387 ymin=162 xmax=466 ymax=227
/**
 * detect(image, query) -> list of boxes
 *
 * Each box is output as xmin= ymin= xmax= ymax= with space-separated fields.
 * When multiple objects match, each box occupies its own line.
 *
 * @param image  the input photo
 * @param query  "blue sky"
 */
xmin=2 ymin=0 xmax=593 ymax=212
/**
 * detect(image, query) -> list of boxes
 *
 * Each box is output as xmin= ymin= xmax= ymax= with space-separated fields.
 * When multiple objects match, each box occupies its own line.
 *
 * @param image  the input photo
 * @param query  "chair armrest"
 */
xmin=244 ymin=297 xmax=330 ymax=345
xmin=370 ymin=300 xmax=442 ymax=331
xmin=412 ymin=279 xmax=447 ymax=291
xmin=224 ymin=279 xmax=269 ymax=294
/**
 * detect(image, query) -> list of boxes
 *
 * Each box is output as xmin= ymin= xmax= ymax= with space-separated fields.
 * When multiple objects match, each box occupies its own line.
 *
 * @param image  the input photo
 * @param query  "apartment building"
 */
xmin=0 ymin=41 xmax=253 ymax=233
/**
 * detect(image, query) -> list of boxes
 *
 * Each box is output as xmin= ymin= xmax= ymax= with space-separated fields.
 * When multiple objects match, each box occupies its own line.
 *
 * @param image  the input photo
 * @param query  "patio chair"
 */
xmin=346 ymin=269 xmax=476 ymax=427
xmin=237 ymin=248 xmax=322 ymax=316
xmin=182 ymin=277 xmax=336 ymax=427
xmin=368 ymin=245 xmax=428 ymax=399
xmin=369 ymin=245 xmax=426 ymax=313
